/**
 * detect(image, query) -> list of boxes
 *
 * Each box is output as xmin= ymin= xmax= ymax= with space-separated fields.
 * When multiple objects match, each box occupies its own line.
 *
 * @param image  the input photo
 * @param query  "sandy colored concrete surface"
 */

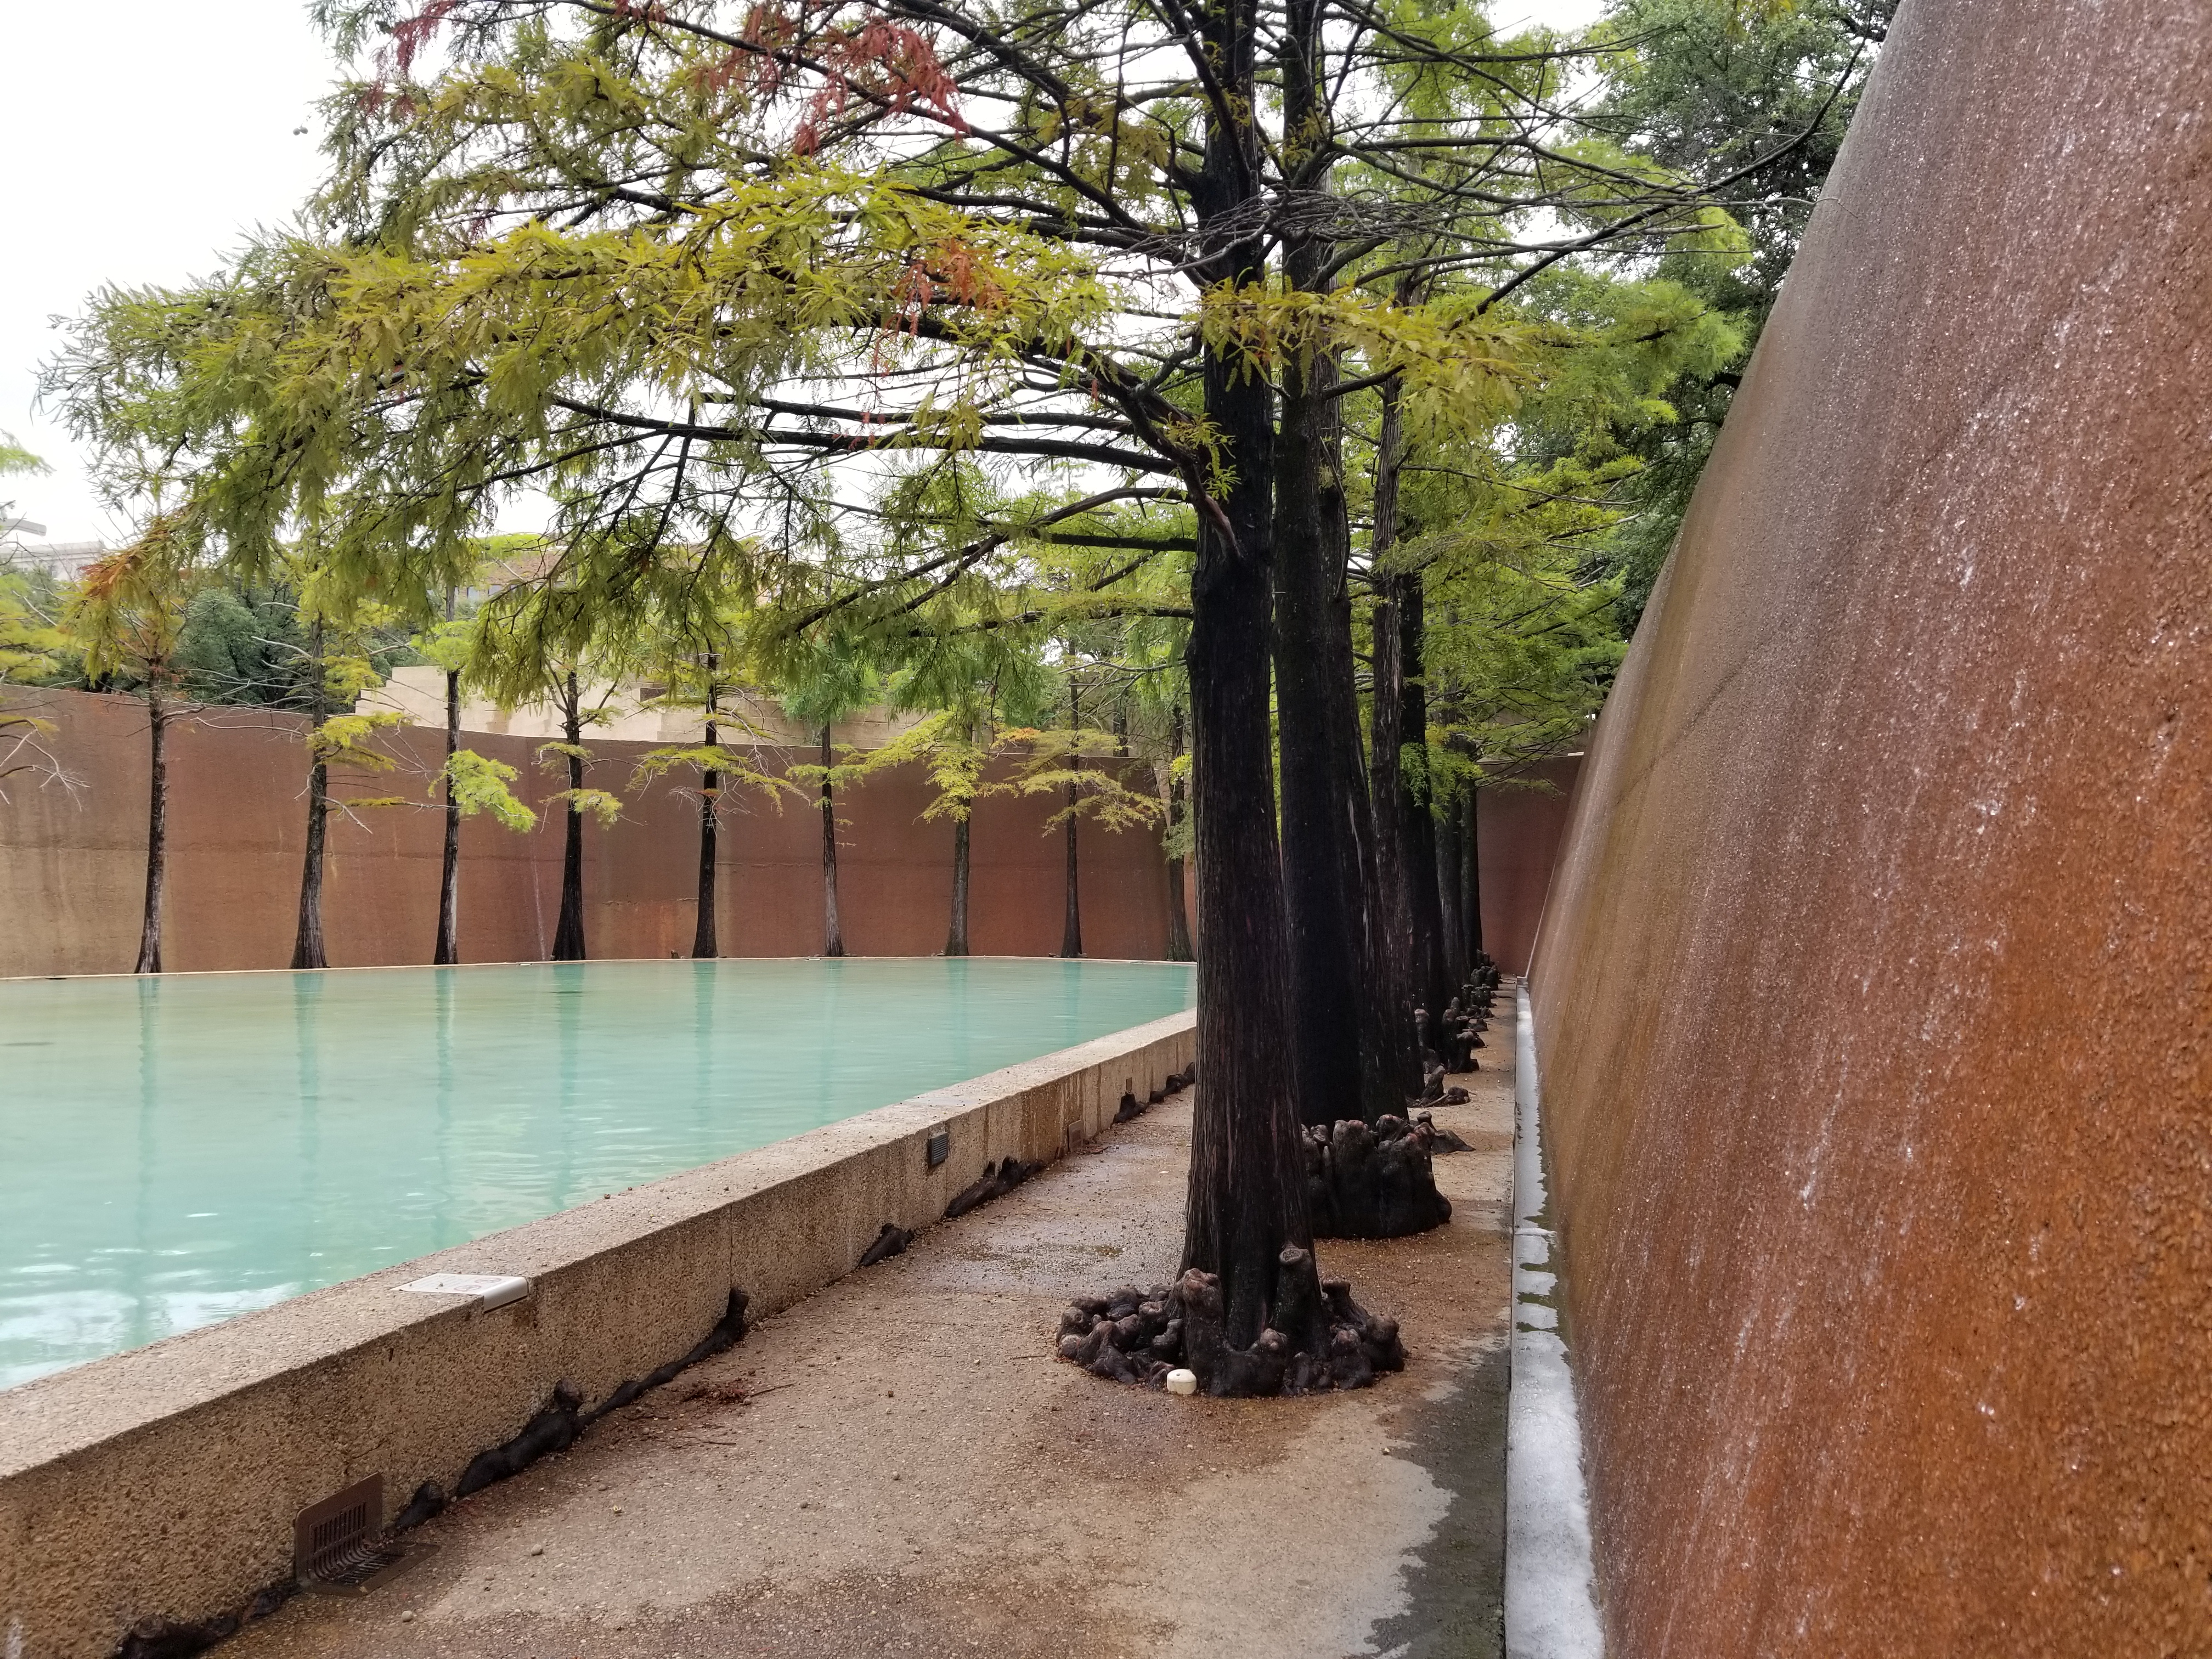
xmin=219 ymin=1039 xmax=1516 ymax=1659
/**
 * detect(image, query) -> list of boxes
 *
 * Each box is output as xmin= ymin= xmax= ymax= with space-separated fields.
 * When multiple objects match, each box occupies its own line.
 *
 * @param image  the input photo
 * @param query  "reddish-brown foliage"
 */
xmin=391 ymin=0 xmax=462 ymax=77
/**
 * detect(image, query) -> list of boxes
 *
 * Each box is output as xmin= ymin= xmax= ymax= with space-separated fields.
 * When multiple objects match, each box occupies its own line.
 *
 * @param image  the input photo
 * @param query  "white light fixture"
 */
xmin=399 ymin=1272 xmax=532 ymax=1310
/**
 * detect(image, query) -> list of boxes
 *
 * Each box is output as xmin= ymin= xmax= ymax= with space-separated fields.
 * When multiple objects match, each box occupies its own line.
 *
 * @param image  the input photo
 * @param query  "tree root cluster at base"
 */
xmin=1056 ymin=1246 xmax=1404 ymax=1397
xmin=1305 ymin=1113 xmax=1457 ymax=1238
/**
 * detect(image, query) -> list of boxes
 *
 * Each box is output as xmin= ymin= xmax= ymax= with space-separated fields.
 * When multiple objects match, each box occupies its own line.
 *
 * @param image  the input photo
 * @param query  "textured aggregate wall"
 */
xmin=0 ymin=689 xmax=1185 ymax=975
xmin=1526 ymin=1 xmax=2212 ymax=1653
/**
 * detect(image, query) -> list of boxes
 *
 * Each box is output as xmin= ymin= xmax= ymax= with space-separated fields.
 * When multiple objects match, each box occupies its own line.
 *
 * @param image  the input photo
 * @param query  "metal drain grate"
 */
xmin=295 ymin=1476 xmax=426 ymax=1596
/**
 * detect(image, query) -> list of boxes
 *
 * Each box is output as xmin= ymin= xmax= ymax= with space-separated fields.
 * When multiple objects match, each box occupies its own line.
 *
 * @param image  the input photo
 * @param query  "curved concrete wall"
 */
xmin=1526 ymin=2 xmax=2212 ymax=1652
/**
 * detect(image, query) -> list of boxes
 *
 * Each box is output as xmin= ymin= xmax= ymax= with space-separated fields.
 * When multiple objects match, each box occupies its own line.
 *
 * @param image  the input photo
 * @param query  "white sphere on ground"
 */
xmin=1165 ymin=1368 xmax=1198 ymax=1396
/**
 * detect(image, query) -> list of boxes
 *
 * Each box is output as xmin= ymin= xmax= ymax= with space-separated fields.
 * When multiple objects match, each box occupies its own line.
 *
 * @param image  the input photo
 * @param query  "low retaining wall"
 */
xmin=0 ymin=1009 xmax=1195 ymax=1659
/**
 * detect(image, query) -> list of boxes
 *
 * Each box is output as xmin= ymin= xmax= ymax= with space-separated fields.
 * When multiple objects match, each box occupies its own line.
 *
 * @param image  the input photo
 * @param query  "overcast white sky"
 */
xmin=0 ymin=0 xmax=1604 ymax=547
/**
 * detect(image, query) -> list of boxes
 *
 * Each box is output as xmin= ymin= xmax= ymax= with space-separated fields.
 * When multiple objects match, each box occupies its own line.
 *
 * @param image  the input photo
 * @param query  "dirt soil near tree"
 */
xmin=228 ymin=1004 xmax=1516 ymax=1659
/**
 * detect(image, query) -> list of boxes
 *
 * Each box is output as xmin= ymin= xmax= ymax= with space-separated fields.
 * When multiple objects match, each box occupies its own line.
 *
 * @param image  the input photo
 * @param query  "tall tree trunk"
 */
xmin=1272 ymin=0 xmax=1351 ymax=1103
xmin=819 ymin=725 xmax=844 ymax=957
xmin=1466 ymin=786 xmax=1486 ymax=963
xmin=1396 ymin=582 xmax=1451 ymax=1024
xmin=1062 ymin=804 xmax=1082 ymax=957
xmin=1272 ymin=345 xmax=1370 ymax=1125
xmin=1163 ymin=704 xmax=1194 ymax=963
xmin=693 ymin=657 xmax=720 ymax=960
xmin=1061 ymin=680 xmax=1082 ymax=958
xmin=434 ymin=651 xmax=461 ymax=967
xmin=1177 ymin=0 xmax=1312 ymax=1351
xmin=1277 ymin=0 xmax=1420 ymax=1123
xmin=291 ymin=622 xmax=330 ymax=971
xmin=1437 ymin=792 xmax=1467 ymax=994
xmin=946 ymin=815 xmax=971 ymax=956
xmin=552 ymin=671 xmax=587 ymax=961
xmin=1367 ymin=385 xmax=1426 ymax=1084
xmin=1272 ymin=84 xmax=1445 ymax=1158
xmin=135 ymin=690 xmax=168 ymax=974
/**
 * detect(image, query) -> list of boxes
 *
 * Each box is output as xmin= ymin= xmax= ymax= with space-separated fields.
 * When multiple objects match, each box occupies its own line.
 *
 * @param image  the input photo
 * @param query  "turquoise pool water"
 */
xmin=0 ymin=957 xmax=1193 ymax=1390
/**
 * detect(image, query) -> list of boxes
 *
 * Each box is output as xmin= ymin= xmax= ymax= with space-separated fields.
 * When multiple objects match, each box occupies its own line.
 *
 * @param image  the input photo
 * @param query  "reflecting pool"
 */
xmin=0 ymin=956 xmax=1193 ymax=1389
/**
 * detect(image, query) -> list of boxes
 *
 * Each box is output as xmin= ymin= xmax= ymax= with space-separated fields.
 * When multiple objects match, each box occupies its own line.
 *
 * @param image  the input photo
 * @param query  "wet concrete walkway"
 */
xmin=231 ymin=1009 xmax=1515 ymax=1659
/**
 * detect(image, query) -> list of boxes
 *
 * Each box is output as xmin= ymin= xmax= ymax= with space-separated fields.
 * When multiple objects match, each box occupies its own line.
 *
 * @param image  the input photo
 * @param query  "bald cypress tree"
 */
xmin=52 ymin=0 xmax=1759 ymax=1379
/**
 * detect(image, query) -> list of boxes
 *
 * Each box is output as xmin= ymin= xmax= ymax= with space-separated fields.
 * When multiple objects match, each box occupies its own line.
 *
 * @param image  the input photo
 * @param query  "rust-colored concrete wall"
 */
xmin=1526 ymin=2 xmax=2212 ymax=1653
xmin=0 ymin=690 xmax=1188 ymax=976
xmin=1474 ymin=757 xmax=1579 ymax=975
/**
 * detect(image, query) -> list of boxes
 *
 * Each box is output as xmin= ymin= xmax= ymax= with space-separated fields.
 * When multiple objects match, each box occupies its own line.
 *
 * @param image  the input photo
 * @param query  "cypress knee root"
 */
xmin=1414 ymin=1109 xmax=1473 ymax=1153
xmin=116 ymin=1615 xmax=242 ymax=1659
xmin=1306 ymin=1115 xmax=1453 ymax=1238
xmin=858 ymin=1222 xmax=913 ymax=1267
xmin=1054 ymin=1248 xmax=1404 ymax=1398
xmin=456 ymin=1380 xmax=583 ymax=1496
xmin=391 ymin=1479 xmax=448 ymax=1534
xmin=945 ymin=1156 xmax=1046 ymax=1219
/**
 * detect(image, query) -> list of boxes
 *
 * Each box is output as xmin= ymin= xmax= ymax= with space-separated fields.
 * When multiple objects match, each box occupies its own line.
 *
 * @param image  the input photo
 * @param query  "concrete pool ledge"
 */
xmin=0 ymin=1009 xmax=1194 ymax=1659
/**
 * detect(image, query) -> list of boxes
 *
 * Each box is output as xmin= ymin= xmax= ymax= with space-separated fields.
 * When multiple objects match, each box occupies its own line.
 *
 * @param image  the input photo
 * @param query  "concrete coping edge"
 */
xmin=1504 ymin=983 xmax=1606 ymax=1659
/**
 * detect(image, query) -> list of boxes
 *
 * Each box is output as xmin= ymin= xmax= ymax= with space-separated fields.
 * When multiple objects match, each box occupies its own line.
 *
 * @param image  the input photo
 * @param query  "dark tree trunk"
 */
xmin=1396 ymin=582 xmax=1451 ymax=1023
xmin=1339 ymin=612 xmax=1423 ymax=1118
xmin=1177 ymin=0 xmax=1313 ymax=1353
xmin=1272 ymin=348 xmax=1369 ymax=1126
xmin=1437 ymin=792 xmax=1467 ymax=994
xmin=693 ymin=658 xmax=720 ymax=960
xmin=946 ymin=815 xmax=971 ymax=956
xmin=291 ymin=622 xmax=330 ymax=971
xmin=135 ymin=691 xmax=168 ymax=975
xmin=552 ymin=672 xmax=587 ymax=962
xmin=1062 ymin=808 xmax=1082 ymax=957
xmin=1062 ymin=680 xmax=1082 ymax=958
xmin=435 ymin=662 xmax=461 ymax=966
xmin=1466 ymin=787 xmax=1486 ymax=962
xmin=1164 ymin=705 xmax=1194 ymax=962
xmin=1367 ymin=386 xmax=1426 ymax=1084
xmin=1269 ymin=0 xmax=1429 ymax=1130
xmin=819 ymin=725 xmax=844 ymax=957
